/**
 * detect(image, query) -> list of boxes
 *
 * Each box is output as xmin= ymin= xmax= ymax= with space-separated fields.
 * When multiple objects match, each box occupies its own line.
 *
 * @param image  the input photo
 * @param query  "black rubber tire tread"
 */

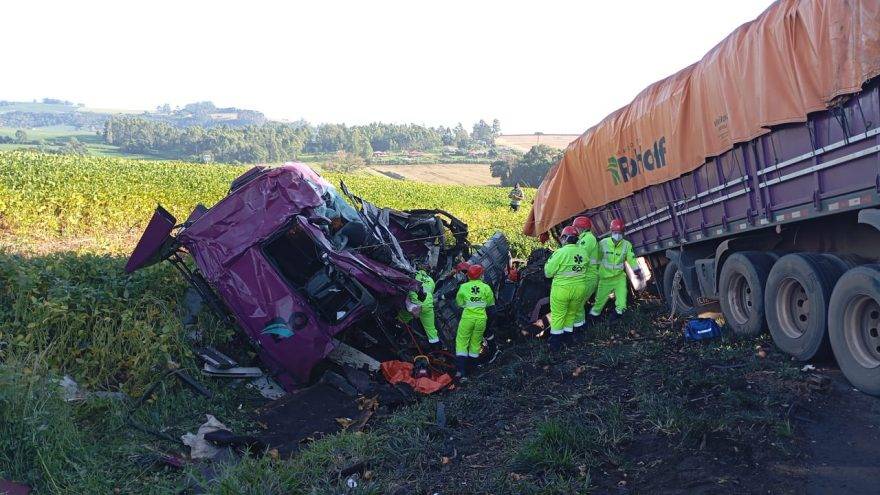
xmin=828 ymin=263 xmax=880 ymax=396
xmin=820 ymin=253 xmax=865 ymax=273
xmin=765 ymin=253 xmax=844 ymax=361
xmin=662 ymin=259 xmax=696 ymax=317
xmin=718 ymin=251 xmax=777 ymax=337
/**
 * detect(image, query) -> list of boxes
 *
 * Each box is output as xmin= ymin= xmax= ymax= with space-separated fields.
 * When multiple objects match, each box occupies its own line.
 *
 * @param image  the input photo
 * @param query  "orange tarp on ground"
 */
xmin=380 ymin=360 xmax=453 ymax=394
xmin=525 ymin=0 xmax=880 ymax=236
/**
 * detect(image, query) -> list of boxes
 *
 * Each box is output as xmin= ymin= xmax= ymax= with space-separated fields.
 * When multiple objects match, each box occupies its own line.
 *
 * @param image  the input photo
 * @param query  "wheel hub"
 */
xmin=844 ymin=295 xmax=880 ymax=368
xmin=777 ymin=278 xmax=810 ymax=338
xmin=727 ymin=273 xmax=753 ymax=325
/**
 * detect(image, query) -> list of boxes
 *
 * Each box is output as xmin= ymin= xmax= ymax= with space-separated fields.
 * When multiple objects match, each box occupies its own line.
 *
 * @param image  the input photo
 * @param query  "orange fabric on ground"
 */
xmin=380 ymin=360 xmax=453 ymax=394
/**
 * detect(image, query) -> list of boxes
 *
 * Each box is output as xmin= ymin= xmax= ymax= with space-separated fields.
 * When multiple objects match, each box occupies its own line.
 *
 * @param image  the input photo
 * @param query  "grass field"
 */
xmin=496 ymin=133 xmax=579 ymax=152
xmin=0 ymin=150 xmax=819 ymax=494
xmin=0 ymin=102 xmax=79 ymax=114
xmin=0 ymin=150 xmax=541 ymax=493
xmin=0 ymin=126 xmax=157 ymax=159
xmin=0 ymin=125 xmax=95 ymax=140
xmin=369 ymin=163 xmax=499 ymax=185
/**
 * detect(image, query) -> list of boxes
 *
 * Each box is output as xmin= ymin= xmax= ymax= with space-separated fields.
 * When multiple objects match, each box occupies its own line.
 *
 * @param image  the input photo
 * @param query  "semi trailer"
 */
xmin=525 ymin=0 xmax=880 ymax=395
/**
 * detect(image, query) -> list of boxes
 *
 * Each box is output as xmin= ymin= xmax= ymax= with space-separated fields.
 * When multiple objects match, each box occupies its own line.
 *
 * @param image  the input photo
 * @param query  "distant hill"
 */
xmin=495 ymin=133 xmax=579 ymax=152
xmin=0 ymin=99 xmax=267 ymax=131
xmin=0 ymin=100 xmax=81 ymax=114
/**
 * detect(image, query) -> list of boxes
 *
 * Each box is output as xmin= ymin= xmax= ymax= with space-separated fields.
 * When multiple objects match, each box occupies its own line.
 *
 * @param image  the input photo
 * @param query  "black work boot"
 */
xmin=561 ymin=331 xmax=574 ymax=347
xmin=609 ymin=311 xmax=622 ymax=325
xmin=548 ymin=333 xmax=562 ymax=353
xmin=454 ymin=356 xmax=468 ymax=382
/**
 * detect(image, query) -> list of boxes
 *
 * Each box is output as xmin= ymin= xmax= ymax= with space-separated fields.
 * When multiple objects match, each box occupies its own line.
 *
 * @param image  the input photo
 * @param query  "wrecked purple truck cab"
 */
xmin=126 ymin=163 xmax=508 ymax=390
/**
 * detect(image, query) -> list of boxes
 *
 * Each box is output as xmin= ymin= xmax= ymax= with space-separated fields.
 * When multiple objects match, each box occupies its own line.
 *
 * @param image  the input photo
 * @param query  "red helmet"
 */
xmin=455 ymin=261 xmax=471 ymax=273
xmin=561 ymin=226 xmax=579 ymax=237
xmin=467 ymin=264 xmax=484 ymax=280
xmin=572 ymin=216 xmax=592 ymax=232
xmin=610 ymin=218 xmax=625 ymax=233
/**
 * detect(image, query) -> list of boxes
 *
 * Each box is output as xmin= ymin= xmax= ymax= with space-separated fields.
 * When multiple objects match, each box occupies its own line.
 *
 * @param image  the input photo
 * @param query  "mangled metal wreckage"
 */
xmin=126 ymin=163 xmax=511 ymax=390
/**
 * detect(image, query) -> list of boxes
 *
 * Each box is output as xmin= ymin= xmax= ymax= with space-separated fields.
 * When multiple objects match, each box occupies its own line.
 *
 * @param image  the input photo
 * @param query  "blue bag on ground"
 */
xmin=684 ymin=318 xmax=722 ymax=341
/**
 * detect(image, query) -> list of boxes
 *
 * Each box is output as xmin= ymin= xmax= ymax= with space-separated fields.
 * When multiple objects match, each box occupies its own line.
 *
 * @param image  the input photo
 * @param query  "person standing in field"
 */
xmin=589 ymin=218 xmax=643 ymax=323
xmin=509 ymin=183 xmax=524 ymax=212
xmin=543 ymin=226 xmax=589 ymax=351
xmin=454 ymin=264 xmax=495 ymax=381
xmin=571 ymin=216 xmax=599 ymax=337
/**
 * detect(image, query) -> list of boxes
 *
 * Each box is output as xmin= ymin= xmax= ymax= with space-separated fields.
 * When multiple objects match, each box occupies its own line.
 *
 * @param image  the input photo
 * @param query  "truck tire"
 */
xmin=828 ymin=264 xmax=880 ymax=396
xmin=662 ymin=259 xmax=696 ymax=316
xmin=718 ymin=252 xmax=776 ymax=336
xmin=820 ymin=253 xmax=864 ymax=273
xmin=765 ymin=253 xmax=845 ymax=361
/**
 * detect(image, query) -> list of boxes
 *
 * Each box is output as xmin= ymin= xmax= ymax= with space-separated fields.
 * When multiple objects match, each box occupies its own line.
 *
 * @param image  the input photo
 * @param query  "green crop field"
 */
xmin=0 ymin=150 xmax=540 ymax=493
xmin=0 ymin=151 xmax=803 ymax=494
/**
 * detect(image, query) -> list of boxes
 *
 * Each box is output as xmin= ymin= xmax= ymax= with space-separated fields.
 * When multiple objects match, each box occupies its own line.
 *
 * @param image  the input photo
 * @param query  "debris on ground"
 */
xmin=247 ymin=376 xmax=286 ymax=400
xmin=380 ymin=360 xmax=453 ymax=395
xmin=57 ymin=375 xmax=127 ymax=402
xmin=181 ymin=414 xmax=229 ymax=459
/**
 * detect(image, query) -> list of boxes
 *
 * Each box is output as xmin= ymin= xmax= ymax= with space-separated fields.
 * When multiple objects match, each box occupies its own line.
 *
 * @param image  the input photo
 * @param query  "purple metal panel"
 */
xmin=178 ymin=164 xmax=324 ymax=277
xmin=125 ymin=206 xmax=177 ymax=273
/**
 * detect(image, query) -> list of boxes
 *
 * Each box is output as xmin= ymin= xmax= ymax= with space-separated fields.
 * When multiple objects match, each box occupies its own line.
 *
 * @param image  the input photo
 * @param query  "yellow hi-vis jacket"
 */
xmin=597 ymin=237 xmax=638 ymax=279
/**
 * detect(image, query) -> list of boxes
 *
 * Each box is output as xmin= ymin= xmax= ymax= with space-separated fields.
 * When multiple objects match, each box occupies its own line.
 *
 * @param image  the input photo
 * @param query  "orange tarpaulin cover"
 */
xmin=380 ymin=360 xmax=453 ymax=394
xmin=525 ymin=0 xmax=880 ymax=236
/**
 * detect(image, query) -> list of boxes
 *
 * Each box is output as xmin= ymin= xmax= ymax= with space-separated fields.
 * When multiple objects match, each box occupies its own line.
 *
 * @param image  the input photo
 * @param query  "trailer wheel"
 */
xmin=828 ymin=264 xmax=880 ymax=396
xmin=765 ymin=253 xmax=844 ymax=360
xmin=662 ymin=259 xmax=695 ymax=316
xmin=718 ymin=252 xmax=776 ymax=336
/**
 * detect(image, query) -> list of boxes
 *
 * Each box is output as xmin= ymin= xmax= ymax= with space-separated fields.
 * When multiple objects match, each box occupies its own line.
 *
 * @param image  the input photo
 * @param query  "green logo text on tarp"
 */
xmin=608 ymin=137 xmax=668 ymax=185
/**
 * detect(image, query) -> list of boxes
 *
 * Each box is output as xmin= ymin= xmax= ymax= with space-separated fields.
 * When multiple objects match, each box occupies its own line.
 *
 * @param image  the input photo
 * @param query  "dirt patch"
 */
xmin=368 ymin=163 xmax=499 ymax=186
xmin=495 ymin=134 xmax=579 ymax=152
xmin=366 ymin=304 xmax=861 ymax=494
xmin=781 ymin=368 xmax=880 ymax=494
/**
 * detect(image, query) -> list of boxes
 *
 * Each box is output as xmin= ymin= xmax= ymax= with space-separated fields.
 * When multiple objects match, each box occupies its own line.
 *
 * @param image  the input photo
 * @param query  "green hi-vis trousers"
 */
xmin=421 ymin=307 xmax=439 ymax=343
xmin=590 ymin=273 xmax=628 ymax=316
xmin=550 ymin=283 xmax=588 ymax=334
xmin=573 ymin=270 xmax=599 ymax=327
xmin=456 ymin=315 xmax=487 ymax=357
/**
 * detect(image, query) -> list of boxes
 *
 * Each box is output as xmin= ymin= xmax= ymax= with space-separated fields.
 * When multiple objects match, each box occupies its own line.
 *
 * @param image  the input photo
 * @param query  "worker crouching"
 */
xmin=590 ymin=218 xmax=642 ymax=322
xmin=544 ymin=226 xmax=589 ymax=352
xmin=454 ymin=264 xmax=495 ymax=381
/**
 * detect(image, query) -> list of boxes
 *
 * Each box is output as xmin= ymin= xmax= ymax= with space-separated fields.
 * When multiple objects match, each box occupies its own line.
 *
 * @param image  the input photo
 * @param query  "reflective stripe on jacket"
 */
xmin=455 ymin=280 xmax=495 ymax=319
xmin=597 ymin=237 xmax=637 ymax=279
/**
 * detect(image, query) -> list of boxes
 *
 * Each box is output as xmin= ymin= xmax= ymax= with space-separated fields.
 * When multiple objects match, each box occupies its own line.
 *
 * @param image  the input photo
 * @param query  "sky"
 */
xmin=2 ymin=0 xmax=775 ymax=134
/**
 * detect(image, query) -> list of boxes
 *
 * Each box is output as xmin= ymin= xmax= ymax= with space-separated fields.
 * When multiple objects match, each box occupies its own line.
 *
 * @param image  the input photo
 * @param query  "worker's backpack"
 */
xmin=683 ymin=318 xmax=722 ymax=342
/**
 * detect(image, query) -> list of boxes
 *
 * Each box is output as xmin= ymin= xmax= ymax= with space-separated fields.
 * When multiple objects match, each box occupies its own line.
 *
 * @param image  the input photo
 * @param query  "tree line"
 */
xmin=490 ymin=144 xmax=562 ymax=187
xmin=102 ymin=116 xmax=502 ymax=163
